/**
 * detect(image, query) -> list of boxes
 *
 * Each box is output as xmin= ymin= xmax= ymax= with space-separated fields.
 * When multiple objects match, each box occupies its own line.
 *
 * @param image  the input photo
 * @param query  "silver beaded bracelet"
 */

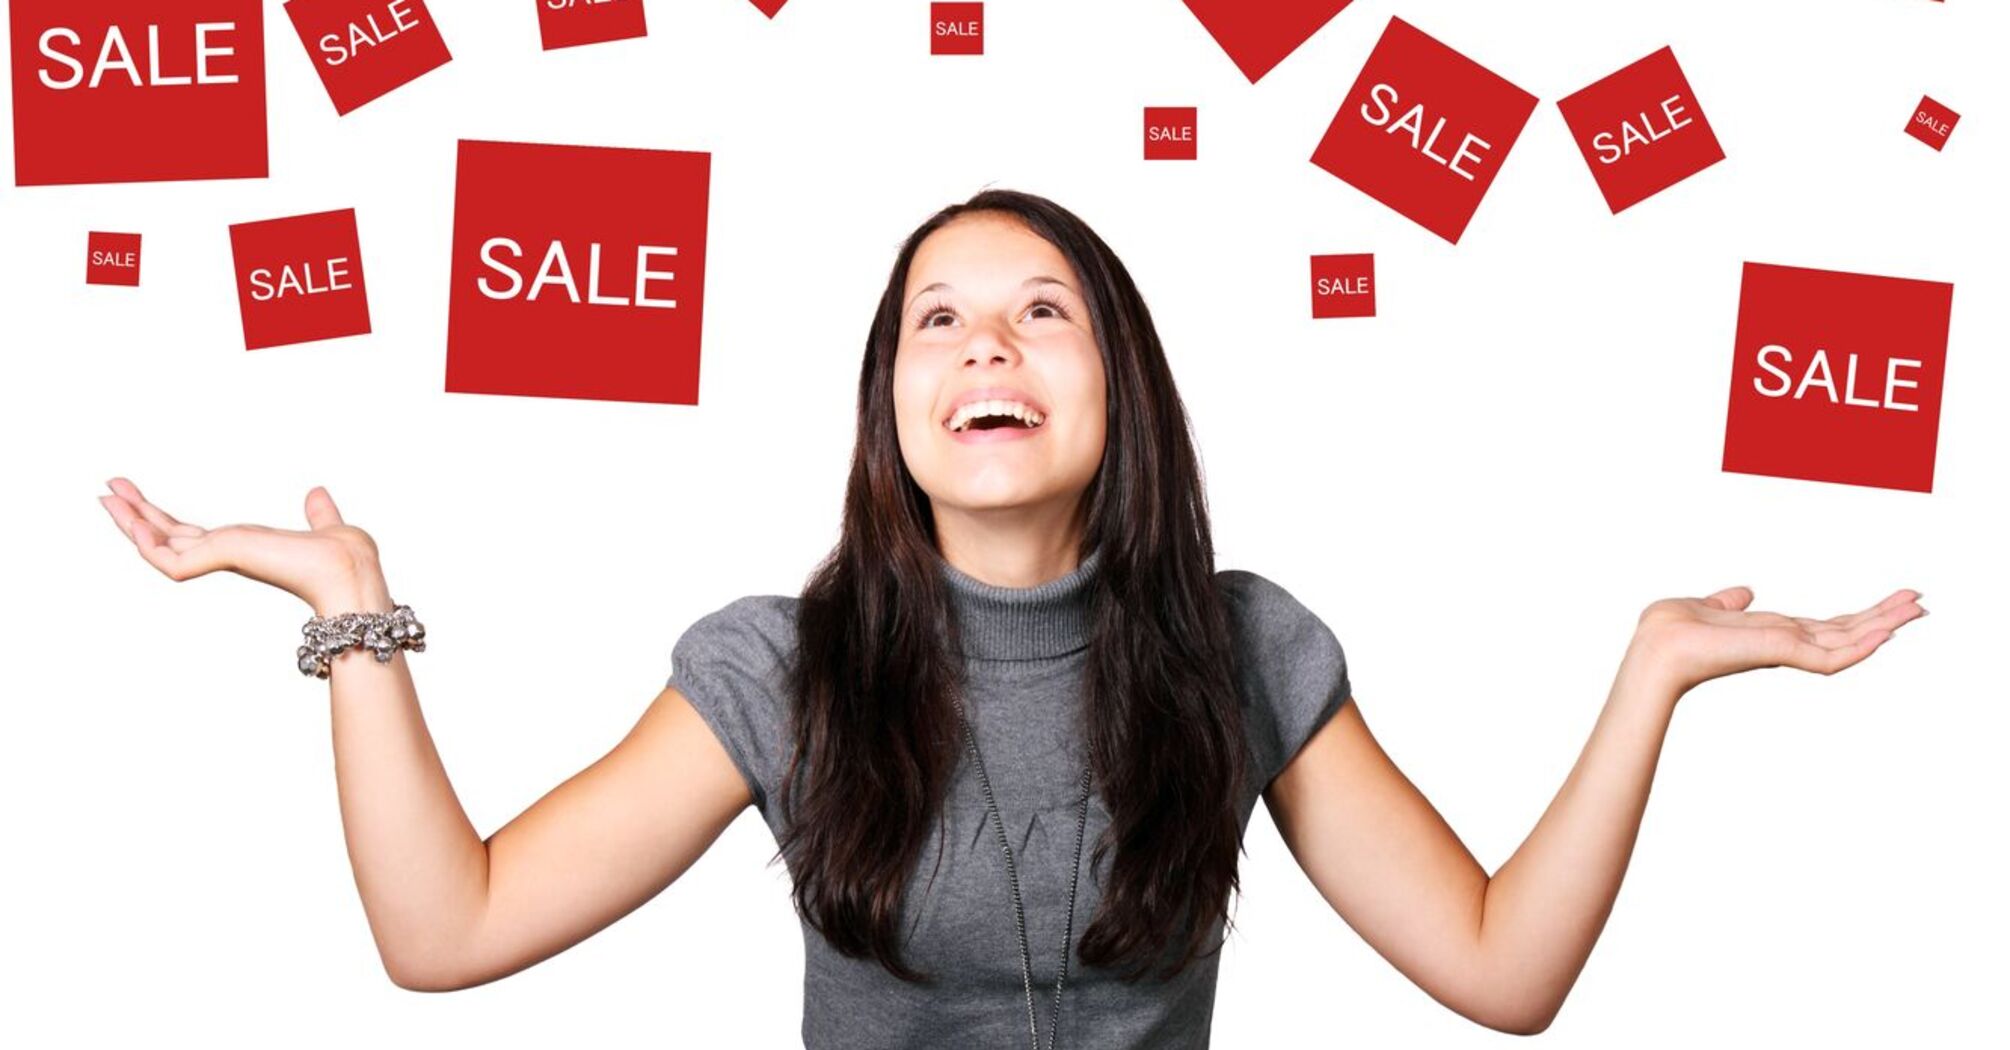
xmin=298 ymin=604 xmax=427 ymax=679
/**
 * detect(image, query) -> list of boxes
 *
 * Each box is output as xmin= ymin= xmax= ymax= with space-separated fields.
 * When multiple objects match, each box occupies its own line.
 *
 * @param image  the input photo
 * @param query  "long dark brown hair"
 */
xmin=772 ymin=188 xmax=1250 ymax=984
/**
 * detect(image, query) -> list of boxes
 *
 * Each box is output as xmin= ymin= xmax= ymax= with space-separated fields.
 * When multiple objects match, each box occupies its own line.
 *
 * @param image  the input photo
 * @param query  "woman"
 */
xmin=97 ymin=189 xmax=1924 ymax=1049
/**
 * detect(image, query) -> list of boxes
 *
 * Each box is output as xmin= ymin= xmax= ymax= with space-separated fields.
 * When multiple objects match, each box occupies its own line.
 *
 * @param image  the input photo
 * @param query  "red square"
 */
xmin=748 ymin=0 xmax=788 ymax=16
xmin=931 ymin=3 xmax=983 ymax=55
xmin=1557 ymin=46 xmax=1725 ymax=214
xmin=1722 ymin=262 xmax=1952 ymax=494
xmin=86 ymin=232 xmax=143 ymax=287
xmin=1145 ymin=107 xmax=1198 ymax=160
xmin=228 ymin=209 xmax=372 ymax=351
xmin=1310 ymin=254 xmax=1374 ymax=318
xmin=537 ymin=0 xmax=647 ymax=51
xmin=1180 ymin=0 xmax=1355 ymax=83
xmin=1310 ymin=16 xmax=1536 ymax=244
xmin=285 ymin=0 xmax=452 ymax=116
xmin=10 ymin=0 xmax=267 ymax=186
xmin=444 ymin=140 xmax=711 ymax=406
xmin=1905 ymin=95 xmax=1959 ymax=151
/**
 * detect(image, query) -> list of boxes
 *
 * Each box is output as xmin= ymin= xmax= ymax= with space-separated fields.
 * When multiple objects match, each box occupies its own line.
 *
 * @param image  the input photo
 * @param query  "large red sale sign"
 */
xmin=444 ymin=140 xmax=712 ymax=406
xmin=1722 ymin=263 xmax=1953 ymax=493
xmin=10 ymin=0 xmax=268 ymax=186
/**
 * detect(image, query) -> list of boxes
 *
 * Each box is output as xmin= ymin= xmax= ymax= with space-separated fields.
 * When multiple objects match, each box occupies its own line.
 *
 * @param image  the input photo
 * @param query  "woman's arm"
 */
xmin=1264 ymin=586 xmax=1922 ymax=1034
xmin=101 ymin=480 xmax=754 ymax=992
xmin=321 ymin=561 xmax=756 ymax=991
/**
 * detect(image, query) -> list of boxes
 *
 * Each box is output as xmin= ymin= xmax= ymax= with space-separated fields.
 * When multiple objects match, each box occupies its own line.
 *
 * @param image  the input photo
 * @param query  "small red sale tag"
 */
xmin=1310 ymin=254 xmax=1374 ymax=318
xmin=285 ymin=0 xmax=452 ymax=116
xmin=1310 ymin=17 xmax=1536 ymax=244
xmin=228 ymin=209 xmax=373 ymax=351
xmin=1556 ymin=46 xmax=1724 ymax=214
xmin=536 ymin=0 xmax=648 ymax=51
xmin=1904 ymin=96 xmax=1959 ymax=151
xmin=9 ymin=0 xmax=267 ymax=186
xmin=1722 ymin=262 xmax=1952 ymax=494
xmin=1180 ymin=0 xmax=1355 ymax=83
xmin=87 ymin=232 xmax=143 ymax=287
xmin=1144 ymin=107 xmax=1198 ymax=160
xmin=444 ymin=140 xmax=711 ymax=406
xmin=931 ymin=3 xmax=983 ymax=55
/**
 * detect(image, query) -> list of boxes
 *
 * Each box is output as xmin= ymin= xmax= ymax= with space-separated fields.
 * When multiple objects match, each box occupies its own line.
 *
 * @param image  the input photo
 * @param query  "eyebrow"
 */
xmin=906 ymin=275 xmax=1074 ymax=313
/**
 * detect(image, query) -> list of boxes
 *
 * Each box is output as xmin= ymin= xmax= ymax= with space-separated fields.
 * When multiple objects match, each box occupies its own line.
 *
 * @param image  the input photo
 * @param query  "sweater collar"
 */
xmin=939 ymin=546 xmax=1101 ymax=661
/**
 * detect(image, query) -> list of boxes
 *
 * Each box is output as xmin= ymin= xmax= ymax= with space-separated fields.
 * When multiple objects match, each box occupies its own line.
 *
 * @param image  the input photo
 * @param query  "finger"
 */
xmin=1701 ymin=586 xmax=1754 ymax=611
xmin=1799 ymin=593 xmax=1926 ymax=637
xmin=1834 ymin=589 xmax=1924 ymax=629
xmin=126 ymin=514 xmax=228 ymax=582
xmin=105 ymin=477 xmax=203 ymax=538
xmin=304 ymin=486 xmax=346 ymax=530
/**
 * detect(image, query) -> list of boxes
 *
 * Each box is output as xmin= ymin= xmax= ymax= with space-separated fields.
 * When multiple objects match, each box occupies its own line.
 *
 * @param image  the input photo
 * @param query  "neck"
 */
xmin=937 ymin=545 xmax=1101 ymax=661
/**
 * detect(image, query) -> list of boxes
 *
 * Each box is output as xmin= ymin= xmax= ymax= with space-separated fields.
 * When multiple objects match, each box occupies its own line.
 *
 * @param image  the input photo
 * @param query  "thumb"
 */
xmin=304 ymin=485 xmax=347 ymax=530
xmin=1702 ymin=585 xmax=1753 ymax=611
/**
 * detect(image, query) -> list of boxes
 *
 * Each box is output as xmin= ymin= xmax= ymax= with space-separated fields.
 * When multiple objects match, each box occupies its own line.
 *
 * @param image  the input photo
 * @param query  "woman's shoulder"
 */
xmin=1214 ymin=567 xmax=1341 ymax=651
xmin=1213 ymin=566 xmax=1353 ymax=791
xmin=667 ymin=594 xmax=802 ymax=818
xmin=677 ymin=593 xmax=801 ymax=655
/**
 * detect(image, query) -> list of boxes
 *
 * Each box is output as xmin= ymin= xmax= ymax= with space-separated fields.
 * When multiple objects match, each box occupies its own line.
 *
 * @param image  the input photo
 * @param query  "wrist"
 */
xmin=1616 ymin=633 xmax=1687 ymax=710
xmin=311 ymin=562 xmax=395 ymax=619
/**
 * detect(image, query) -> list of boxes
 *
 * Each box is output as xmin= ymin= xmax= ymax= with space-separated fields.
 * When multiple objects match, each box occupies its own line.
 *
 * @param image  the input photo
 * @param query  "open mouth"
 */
xmin=944 ymin=401 xmax=1047 ymax=433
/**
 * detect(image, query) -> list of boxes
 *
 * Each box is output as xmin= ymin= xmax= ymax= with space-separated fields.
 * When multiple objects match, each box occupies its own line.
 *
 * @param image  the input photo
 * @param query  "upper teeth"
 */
xmin=949 ymin=400 xmax=1045 ymax=432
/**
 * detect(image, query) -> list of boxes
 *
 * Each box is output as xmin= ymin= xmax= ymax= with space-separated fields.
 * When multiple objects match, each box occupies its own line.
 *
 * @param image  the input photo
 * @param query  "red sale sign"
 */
xmin=228 ymin=208 xmax=373 ymax=351
xmin=1181 ymin=0 xmax=1355 ymax=83
xmin=931 ymin=3 xmax=983 ymax=55
xmin=537 ymin=0 xmax=648 ymax=51
xmin=1310 ymin=17 xmax=1536 ymax=244
xmin=1557 ymin=46 xmax=1725 ymax=214
xmin=1310 ymin=254 xmax=1374 ymax=318
xmin=1905 ymin=95 xmax=1959 ymax=151
xmin=10 ymin=0 xmax=267 ymax=186
xmin=1722 ymin=262 xmax=1952 ymax=494
xmin=285 ymin=0 xmax=452 ymax=115
xmin=87 ymin=232 xmax=144 ymax=287
xmin=444 ymin=140 xmax=711 ymax=406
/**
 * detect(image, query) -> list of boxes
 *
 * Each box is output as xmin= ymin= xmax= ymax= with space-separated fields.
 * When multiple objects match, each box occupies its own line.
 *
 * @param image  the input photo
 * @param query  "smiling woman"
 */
xmin=96 ymin=188 xmax=1924 ymax=1050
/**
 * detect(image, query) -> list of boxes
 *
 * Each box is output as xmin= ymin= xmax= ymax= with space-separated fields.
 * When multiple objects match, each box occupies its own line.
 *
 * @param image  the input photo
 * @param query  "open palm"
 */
xmin=1634 ymin=585 xmax=1926 ymax=695
xmin=97 ymin=476 xmax=380 ymax=613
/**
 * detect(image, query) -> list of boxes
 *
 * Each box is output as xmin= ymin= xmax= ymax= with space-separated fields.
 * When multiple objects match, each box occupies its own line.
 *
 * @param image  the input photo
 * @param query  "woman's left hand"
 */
xmin=1627 ymin=586 xmax=1927 ymax=696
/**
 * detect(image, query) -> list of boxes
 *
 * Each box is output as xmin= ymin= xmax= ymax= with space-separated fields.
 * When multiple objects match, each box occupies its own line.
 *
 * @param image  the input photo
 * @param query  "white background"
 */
xmin=4 ymin=0 xmax=2004 ymax=1046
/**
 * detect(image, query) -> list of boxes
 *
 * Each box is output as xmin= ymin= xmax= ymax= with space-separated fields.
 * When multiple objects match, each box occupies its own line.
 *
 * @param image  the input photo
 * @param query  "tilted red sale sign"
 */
xmin=1310 ymin=16 xmax=1536 ymax=244
xmin=284 ymin=0 xmax=453 ymax=115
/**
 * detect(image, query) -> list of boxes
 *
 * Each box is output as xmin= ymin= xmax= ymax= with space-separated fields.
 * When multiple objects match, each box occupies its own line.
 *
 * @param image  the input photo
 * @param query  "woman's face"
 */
xmin=892 ymin=213 xmax=1108 ymax=523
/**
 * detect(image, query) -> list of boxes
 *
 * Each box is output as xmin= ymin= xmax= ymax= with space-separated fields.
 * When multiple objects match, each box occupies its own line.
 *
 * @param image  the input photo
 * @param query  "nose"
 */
xmin=959 ymin=315 xmax=1022 ymax=367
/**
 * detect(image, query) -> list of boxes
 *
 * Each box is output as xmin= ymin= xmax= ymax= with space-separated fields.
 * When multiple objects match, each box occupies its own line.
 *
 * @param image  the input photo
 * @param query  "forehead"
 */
xmin=904 ymin=213 xmax=1074 ymax=297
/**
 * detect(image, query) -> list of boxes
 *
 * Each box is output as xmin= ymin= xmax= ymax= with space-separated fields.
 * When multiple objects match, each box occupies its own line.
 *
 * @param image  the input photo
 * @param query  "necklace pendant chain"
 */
xmin=954 ymin=693 xmax=1095 ymax=1050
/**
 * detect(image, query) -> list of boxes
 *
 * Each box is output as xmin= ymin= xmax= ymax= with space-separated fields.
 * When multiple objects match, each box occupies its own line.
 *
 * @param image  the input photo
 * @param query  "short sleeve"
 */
xmin=665 ymin=595 xmax=799 ymax=818
xmin=1219 ymin=569 xmax=1352 ymax=794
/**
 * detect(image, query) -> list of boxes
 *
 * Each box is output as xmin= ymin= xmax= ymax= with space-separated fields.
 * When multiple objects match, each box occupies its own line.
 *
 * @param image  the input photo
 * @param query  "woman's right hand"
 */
xmin=98 ymin=477 xmax=389 ymax=615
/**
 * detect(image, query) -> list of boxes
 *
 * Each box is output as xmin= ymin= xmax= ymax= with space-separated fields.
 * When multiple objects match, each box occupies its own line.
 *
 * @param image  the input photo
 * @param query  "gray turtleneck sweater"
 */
xmin=665 ymin=548 xmax=1351 ymax=1048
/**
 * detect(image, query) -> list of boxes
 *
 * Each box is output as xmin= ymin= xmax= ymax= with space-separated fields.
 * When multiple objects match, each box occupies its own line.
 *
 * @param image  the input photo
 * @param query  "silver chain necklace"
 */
xmin=952 ymin=692 xmax=1095 ymax=1050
